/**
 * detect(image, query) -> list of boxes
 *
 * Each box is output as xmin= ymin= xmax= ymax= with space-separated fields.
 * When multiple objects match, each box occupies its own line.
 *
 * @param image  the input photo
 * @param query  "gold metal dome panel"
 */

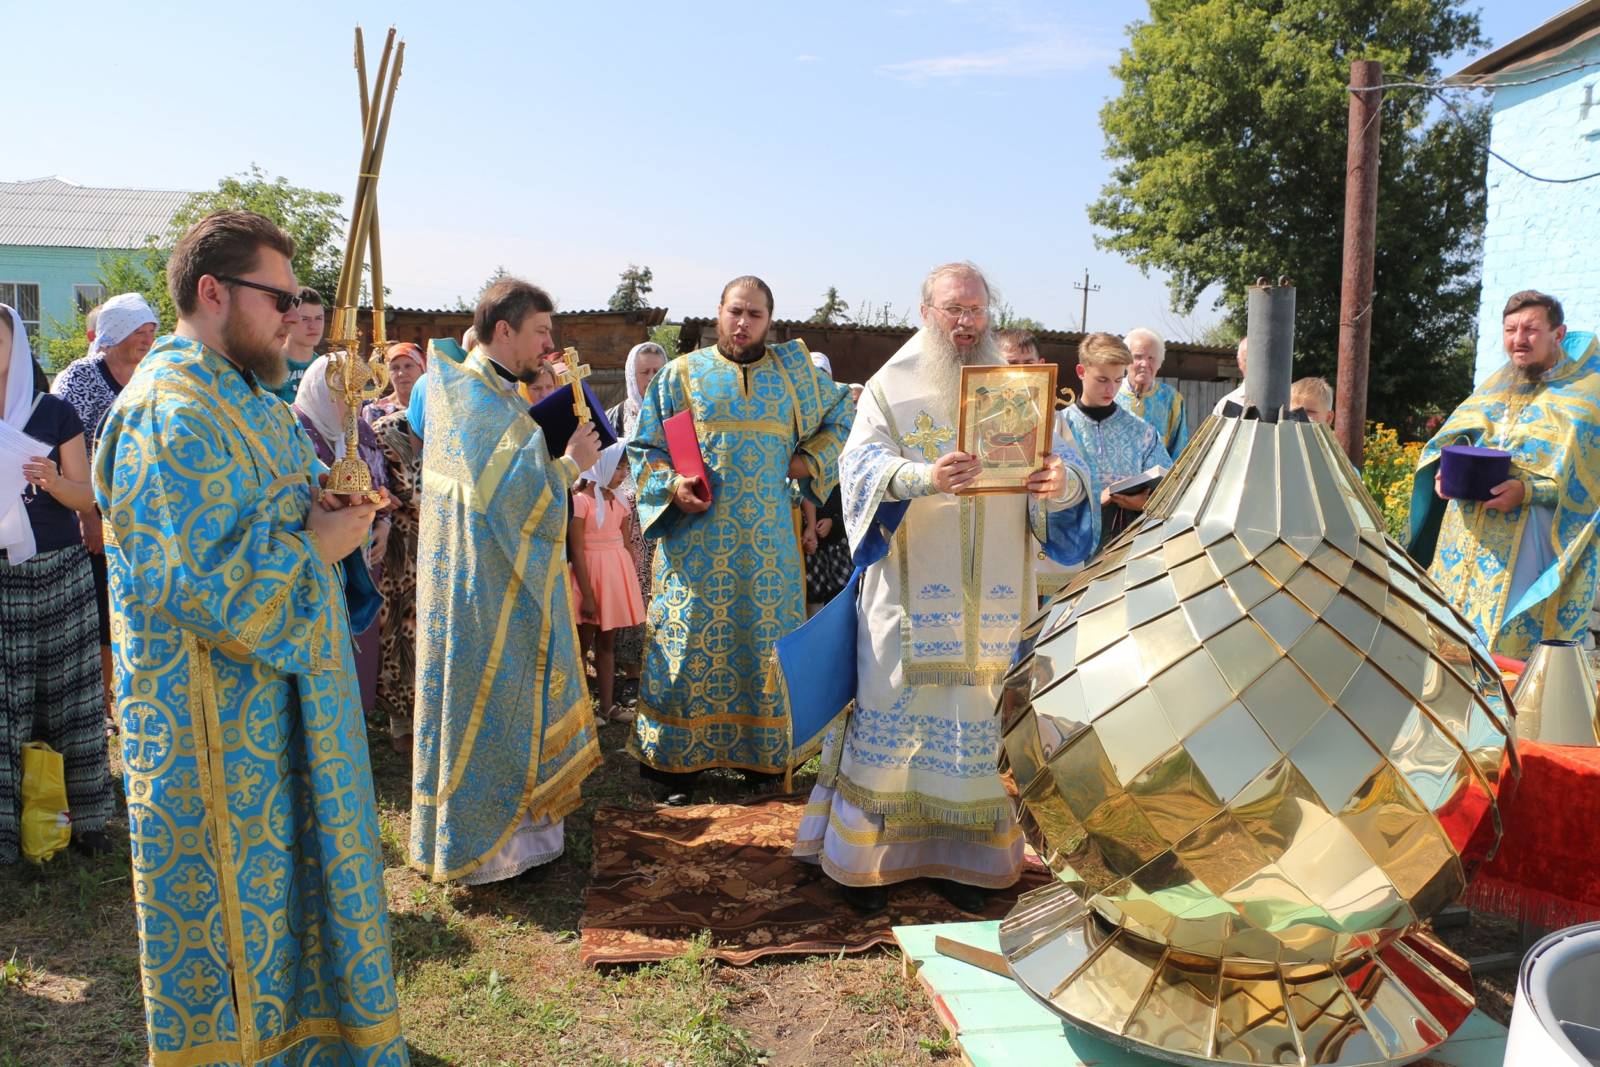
xmin=998 ymin=414 xmax=1517 ymax=1066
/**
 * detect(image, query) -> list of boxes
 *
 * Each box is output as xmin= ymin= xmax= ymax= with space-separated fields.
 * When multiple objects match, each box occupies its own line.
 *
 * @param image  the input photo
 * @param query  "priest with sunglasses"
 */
xmin=94 ymin=211 xmax=408 ymax=1066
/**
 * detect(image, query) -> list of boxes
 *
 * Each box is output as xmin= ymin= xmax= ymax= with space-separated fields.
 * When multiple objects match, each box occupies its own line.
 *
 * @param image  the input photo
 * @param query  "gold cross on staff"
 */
xmin=904 ymin=410 xmax=954 ymax=461
xmin=557 ymin=347 xmax=590 ymax=421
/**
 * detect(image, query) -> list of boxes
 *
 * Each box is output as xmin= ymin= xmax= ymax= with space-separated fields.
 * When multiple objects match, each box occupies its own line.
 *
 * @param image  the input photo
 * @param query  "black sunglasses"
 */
xmin=214 ymin=275 xmax=303 ymax=314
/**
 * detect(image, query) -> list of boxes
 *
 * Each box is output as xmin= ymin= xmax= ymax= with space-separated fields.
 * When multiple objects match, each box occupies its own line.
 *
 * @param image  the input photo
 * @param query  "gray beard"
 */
xmin=923 ymin=326 xmax=999 ymax=421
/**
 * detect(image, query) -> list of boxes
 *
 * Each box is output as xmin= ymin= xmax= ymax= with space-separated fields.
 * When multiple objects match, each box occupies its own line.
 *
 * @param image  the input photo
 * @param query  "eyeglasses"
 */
xmin=215 ymin=275 xmax=303 ymax=314
xmin=929 ymin=304 xmax=989 ymax=323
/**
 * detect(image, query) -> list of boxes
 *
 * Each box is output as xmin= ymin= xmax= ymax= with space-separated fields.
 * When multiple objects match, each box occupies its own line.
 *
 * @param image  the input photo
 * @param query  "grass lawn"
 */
xmin=0 ymin=715 xmax=955 ymax=1067
xmin=0 ymin=703 xmax=1521 ymax=1066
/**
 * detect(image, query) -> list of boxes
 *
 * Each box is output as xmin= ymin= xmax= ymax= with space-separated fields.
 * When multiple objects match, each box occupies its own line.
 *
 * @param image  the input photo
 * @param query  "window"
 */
xmin=0 ymin=282 xmax=41 ymax=339
xmin=74 ymin=284 xmax=106 ymax=313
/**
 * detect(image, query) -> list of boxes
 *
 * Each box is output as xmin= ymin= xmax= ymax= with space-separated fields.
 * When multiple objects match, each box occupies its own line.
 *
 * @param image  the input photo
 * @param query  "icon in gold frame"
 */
xmin=956 ymin=363 xmax=1058 ymax=493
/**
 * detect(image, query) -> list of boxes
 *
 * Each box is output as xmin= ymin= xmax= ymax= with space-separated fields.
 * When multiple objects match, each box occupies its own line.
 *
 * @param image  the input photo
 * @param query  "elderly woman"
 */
xmin=1116 ymin=327 xmax=1190 ymax=460
xmin=604 ymin=342 xmax=667 ymax=691
xmin=51 ymin=292 xmax=159 ymax=727
xmin=0 ymin=305 xmax=114 ymax=861
xmin=363 ymin=342 xmax=425 ymax=423
xmin=359 ymin=343 xmax=426 ymax=753
xmin=294 ymin=355 xmax=391 ymax=719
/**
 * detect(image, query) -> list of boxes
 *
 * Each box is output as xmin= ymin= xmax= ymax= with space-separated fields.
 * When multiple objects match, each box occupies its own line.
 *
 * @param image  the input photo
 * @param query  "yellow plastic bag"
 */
xmin=20 ymin=741 xmax=71 ymax=864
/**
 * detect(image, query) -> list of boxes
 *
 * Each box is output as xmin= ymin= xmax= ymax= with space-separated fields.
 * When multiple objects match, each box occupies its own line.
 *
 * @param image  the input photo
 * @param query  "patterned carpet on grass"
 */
xmin=580 ymin=793 xmax=1047 ymax=965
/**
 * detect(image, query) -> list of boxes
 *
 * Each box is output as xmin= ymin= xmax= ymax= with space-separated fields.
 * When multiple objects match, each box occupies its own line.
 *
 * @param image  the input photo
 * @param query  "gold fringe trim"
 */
xmin=822 ymin=805 xmax=1020 ymax=846
xmin=825 ymin=774 xmax=1013 ymax=828
xmin=902 ymin=665 xmax=1009 ymax=687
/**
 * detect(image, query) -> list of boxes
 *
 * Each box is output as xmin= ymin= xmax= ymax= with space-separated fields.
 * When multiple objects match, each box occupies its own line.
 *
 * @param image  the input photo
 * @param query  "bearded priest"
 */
xmin=794 ymin=262 xmax=1099 ymax=914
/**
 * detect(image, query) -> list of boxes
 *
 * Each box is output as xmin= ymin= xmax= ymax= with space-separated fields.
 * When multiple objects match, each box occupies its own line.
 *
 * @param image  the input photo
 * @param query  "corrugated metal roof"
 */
xmin=678 ymin=316 xmax=1234 ymax=357
xmin=364 ymin=305 xmax=669 ymax=325
xmin=1452 ymin=0 xmax=1600 ymax=79
xmin=0 ymin=176 xmax=191 ymax=250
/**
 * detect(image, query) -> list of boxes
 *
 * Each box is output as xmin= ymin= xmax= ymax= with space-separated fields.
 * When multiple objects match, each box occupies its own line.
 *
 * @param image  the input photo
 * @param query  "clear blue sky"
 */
xmin=4 ymin=0 xmax=1563 ymax=337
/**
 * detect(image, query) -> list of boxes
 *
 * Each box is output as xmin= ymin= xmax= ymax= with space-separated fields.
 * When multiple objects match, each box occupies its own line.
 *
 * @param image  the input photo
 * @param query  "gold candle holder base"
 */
xmin=999 ymin=881 xmax=1475 ymax=1067
xmin=324 ymin=456 xmax=382 ymax=503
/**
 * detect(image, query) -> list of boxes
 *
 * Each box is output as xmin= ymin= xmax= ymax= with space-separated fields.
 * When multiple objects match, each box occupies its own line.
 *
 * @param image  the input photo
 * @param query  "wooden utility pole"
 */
xmin=1335 ymin=59 xmax=1382 ymax=467
xmin=1073 ymin=270 xmax=1101 ymax=332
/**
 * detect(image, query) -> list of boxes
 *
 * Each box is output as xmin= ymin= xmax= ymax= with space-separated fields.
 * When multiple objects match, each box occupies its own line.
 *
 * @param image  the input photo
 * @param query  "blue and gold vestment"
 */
xmin=627 ymin=341 xmax=854 ymax=773
xmin=1409 ymin=332 xmax=1600 ymax=660
xmin=409 ymin=344 xmax=599 ymax=882
xmin=1115 ymin=378 xmax=1189 ymax=459
xmin=95 ymin=337 xmax=407 ymax=1066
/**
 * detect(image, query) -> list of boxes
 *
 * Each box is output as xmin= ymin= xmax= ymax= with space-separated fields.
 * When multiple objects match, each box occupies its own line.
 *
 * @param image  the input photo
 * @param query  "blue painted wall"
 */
xmin=0 ymin=244 xmax=122 ymax=336
xmin=1476 ymin=35 xmax=1600 ymax=384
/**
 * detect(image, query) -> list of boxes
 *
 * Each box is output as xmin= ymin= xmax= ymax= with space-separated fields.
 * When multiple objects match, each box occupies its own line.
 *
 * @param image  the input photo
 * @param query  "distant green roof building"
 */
xmin=0 ymin=176 xmax=189 ymax=339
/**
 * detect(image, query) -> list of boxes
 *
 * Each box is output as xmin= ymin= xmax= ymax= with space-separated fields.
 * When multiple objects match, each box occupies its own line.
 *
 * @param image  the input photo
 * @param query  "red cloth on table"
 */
xmin=1464 ymin=740 xmax=1600 ymax=927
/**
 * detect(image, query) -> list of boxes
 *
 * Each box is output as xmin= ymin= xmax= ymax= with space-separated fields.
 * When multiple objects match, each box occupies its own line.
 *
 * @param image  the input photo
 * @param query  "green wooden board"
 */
xmin=892 ymin=920 xmax=1509 ymax=1067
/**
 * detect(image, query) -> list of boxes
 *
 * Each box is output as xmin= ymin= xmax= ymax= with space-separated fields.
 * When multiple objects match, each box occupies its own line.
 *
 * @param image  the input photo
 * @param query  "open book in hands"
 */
xmin=1106 ymin=466 xmax=1166 ymax=497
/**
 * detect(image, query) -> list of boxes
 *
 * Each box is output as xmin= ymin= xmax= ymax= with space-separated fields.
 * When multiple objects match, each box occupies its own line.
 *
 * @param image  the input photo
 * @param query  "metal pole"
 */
xmin=1335 ymin=59 xmax=1382 ymax=467
xmin=1246 ymin=278 xmax=1295 ymax=416
xmin=1072 ymin=270 xmax=1100 ymax=332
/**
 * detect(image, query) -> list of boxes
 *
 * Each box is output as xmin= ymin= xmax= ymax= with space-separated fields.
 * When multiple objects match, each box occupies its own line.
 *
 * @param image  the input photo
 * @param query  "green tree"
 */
xmin=476 ymin=265 xmax=510 ymax=302
xmin=649 ymin=323 xmax=682 ymax=358
xmin=37 ymin=250 xmax=170 ymax=372
xmin=39 ymin=166 xmax=349 ymax=371
xmin=1200 ymin=318 xmax=1243 ymax=350
xmin=994 ymin=303 xmax=1046 ymax=332
xmin=1088 ymin=0 xmax=1487 ymax=427
xmin=169 ymin=164 xmax=347 ymax=301
xmin=852 ymin=299 xmax=911 ymax=328
xmin=808 ymin=286 xmax=850 ymax=324
xmin=608 ymin=264 xmax=654 ymax=311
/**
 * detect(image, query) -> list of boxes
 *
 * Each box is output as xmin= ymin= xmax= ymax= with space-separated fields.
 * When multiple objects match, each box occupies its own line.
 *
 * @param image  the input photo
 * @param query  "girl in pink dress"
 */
xmin=570 ymin=443 xmax=645 ymax=723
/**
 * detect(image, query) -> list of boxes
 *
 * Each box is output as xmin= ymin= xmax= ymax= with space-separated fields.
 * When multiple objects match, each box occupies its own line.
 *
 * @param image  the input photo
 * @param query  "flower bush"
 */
xmin=1362 ymin=422 xmax=1425 ymax=542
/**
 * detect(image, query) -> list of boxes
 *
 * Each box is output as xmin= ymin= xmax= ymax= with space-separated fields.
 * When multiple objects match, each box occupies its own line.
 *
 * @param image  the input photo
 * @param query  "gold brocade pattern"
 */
xmin=410 ymin=347 xmax=600 ymax=883
xmin=94 ymin=337 xmax=406 ymax=1066
xmin=1416 ymin=336 xmax=1600 ymax=659
xmin=628 ymin=343 xmax=855 ymax=773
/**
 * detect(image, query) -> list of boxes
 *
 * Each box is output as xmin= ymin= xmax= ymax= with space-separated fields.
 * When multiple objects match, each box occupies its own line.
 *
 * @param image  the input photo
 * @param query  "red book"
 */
xmin=663 ymin=410 xmax=712 ymax=504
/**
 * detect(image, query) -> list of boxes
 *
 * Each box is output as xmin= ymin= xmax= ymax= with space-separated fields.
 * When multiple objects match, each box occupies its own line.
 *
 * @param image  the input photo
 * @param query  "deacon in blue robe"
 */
xmin=409 ymin=340 xmax=600 ymax=884
xmin=1409 ymin=320 xmax=1600 ymax=659
xmin=97 ymin=336 xmax=406 ymax=1066
xmin=627 ymin=298 xmax=853 ymax=780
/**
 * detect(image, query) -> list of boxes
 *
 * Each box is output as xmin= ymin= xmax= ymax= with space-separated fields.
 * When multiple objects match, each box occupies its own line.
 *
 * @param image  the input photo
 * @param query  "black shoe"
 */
xmin=929 ymin=878 xmax=988 ymax=914
xmin=842 ymin=884 xmax=890 ymax=915
xmin=71 ymin=830 xmax=112 ymax=857
xmin=646 ymin=781 xmax=693 ymax=807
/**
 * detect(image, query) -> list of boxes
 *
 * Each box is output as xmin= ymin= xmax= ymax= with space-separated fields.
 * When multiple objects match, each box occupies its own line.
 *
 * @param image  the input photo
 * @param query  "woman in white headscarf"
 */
xmin=605 ymin=341 xmax=668 ymax=441
xmin=0 ymin=304 xmax=114 ymax=862
xmin=51 ymin=291 xmax=159 ymax=726
xmin=293 ymin=355 xmax=391 ymax=719
xmin=605 ymin=342 xmax=668 ymax=694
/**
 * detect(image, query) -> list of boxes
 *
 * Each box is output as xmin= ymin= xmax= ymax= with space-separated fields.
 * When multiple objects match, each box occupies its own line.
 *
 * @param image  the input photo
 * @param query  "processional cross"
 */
xmin=558 ymin=346 xmax=590 ymax=421
xmin=904 ymin=410 xmax=954 ymax=461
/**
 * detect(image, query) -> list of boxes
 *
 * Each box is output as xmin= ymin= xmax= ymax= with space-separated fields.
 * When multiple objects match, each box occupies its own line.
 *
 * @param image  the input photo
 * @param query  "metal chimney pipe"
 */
xmin=1245 ymin=277 xmax=1295 ymax=418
